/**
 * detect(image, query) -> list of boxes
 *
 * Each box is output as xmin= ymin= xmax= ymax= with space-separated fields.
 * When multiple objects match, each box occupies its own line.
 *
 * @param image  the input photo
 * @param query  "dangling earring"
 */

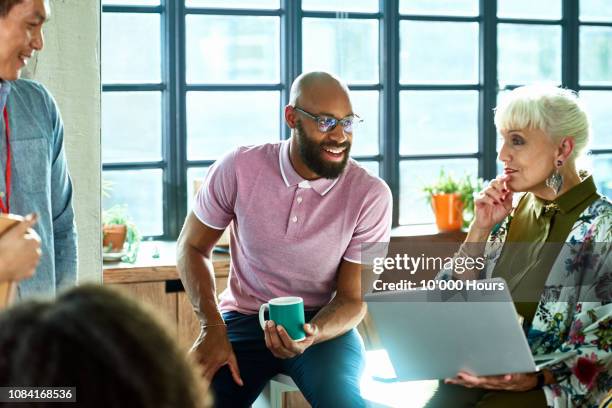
xmin=545 ymin=160 xmax=564 ymax=195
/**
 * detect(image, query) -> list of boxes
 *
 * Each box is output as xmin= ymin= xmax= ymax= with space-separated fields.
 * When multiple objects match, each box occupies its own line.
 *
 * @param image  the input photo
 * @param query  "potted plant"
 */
xmin=422 ymin=170 xmax=484 ymax=231
xmin=102 ymin=205 xmax=141 ymax=262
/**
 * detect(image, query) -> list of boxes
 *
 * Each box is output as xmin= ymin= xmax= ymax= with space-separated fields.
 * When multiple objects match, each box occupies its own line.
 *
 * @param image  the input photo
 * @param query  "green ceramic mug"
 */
xmin=259 ymin=296 xmax=306 ymax=341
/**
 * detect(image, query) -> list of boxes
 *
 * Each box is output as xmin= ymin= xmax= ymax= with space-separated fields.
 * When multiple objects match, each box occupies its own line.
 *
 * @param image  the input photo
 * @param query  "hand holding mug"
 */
xmin=259 ymin=297 xmax=317 ymax=359
xmin=263 ymin=320 xmax=318 ymax=359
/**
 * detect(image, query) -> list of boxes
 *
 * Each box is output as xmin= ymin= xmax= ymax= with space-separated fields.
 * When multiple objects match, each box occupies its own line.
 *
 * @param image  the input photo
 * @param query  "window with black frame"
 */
xmin=397 ymin=0 xmax=480 ymax=226
xmin=101 ymin=0 xmax=612 ymax=240
xmin=301 ymin=0 xmax=381 ymax=175
xmin=184 ymin=0 xmax=284 ymax=216
xmin=578 ymin=0 xmax=612 ymax=197
xmin=102 ymin=0 xmax=164 ymax=238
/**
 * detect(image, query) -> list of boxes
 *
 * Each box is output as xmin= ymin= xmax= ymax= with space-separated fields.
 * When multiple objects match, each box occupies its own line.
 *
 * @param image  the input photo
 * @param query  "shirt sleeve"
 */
xmin=343 ymin=180 xmax=392 ymax=264
xmin=46 ymin=88 xmax=78 ymax=291
xmin=192 ymin=148 xmax=239 ymax=230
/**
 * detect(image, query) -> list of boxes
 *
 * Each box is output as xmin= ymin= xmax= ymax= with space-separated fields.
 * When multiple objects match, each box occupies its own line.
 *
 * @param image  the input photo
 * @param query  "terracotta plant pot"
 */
xmin=431 ymin=193 xmax=464 ymax=232
xmin=103 ymin=224 xmax=127 ymax=253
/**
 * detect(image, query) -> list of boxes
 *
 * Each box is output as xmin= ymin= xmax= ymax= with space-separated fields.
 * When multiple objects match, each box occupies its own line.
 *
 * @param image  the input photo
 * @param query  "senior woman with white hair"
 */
xmin=429 ymin=85 xmax=611 ymax=408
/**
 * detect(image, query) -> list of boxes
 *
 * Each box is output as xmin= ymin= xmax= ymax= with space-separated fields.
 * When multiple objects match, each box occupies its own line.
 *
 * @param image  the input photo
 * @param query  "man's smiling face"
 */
xmin=0 ymin=0 xmax=48 ymax=81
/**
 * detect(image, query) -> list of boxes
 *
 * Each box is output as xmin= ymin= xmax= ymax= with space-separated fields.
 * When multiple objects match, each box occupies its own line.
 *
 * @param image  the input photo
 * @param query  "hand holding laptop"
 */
xmin=444 ymin=370 xmax=541 ymax=391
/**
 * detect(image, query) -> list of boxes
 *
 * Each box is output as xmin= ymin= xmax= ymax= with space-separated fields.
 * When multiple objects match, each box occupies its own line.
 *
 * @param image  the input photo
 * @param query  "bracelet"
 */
xmin=201 ymin=322 xmax=226 ymax=329
xmin=532 ymin=371 xmax=546 ymax=390
xmin=456 ymin=243 xmax=487 ymax=260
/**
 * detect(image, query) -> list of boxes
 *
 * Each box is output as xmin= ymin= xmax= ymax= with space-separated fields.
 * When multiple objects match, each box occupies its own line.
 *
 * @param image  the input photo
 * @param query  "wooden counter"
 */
xmin=103 ymin=241 xmax=230 ymax=283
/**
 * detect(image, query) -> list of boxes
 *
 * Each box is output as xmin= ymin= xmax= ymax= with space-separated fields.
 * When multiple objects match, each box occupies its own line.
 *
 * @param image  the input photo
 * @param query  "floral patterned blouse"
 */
xmin=438 ymin=195 xmax=611 ymax=407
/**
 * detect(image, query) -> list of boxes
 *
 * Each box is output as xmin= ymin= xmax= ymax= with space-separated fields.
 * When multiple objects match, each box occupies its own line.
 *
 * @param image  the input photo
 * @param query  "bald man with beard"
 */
xmin=178 ymin=72 xmax=392 ymax=407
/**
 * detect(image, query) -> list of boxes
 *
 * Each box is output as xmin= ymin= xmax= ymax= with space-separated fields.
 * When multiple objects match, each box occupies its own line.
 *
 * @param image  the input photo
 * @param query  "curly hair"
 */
xmin=0 ymin=284 xmax=209 ymax=408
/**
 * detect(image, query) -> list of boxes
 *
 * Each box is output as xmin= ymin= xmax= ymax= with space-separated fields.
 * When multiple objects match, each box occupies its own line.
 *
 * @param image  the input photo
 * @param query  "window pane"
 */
xmin=103 ymin=169 xmax=164 ymax=237
xmin=356 ymin=161 xmax=380 ymax=177
xmin=187 ymin=167 xmax=211 ymax=212
xmin=498 ymin=24 xmax=561 ymax=85
xmin=102 ymin=92 xmax=162 ymax=163
xmin=186 ymin=0 xmax=279 ymax=8
xmin=399 ymin=159 xmax=478 ymax=225
xmin=350 ymin=91 xmax=379 ymax=156
xmin=303 ymin=0 xmax=378 ymax=12
xmin=303 ymin=19 xmax=379 ymax=84
xmin=400 ymin=21 xmax=479 ymax=84
xmin=495 ymin=90 xmax=508 ymax=153
xmin=103 ymin=0 xmax=159 ymax=5
xmin=497 ymin=0 xmax=561 ymax=19
xmin=593 ymin=155 xmax=612 ymax=197
xmin=102 ymin=13 xmax=161 ymax=84
xmin=187 ymin=91 xmax=280 ymax=161
xmin=495 ymin=92 xmax=503 ymax=175
xmin=580 ymin=0 xmax=612 ymax=22
xmin=579 ymin=26 xmax=612 ymax=85
xmin=400 ymin=91 xmax=478 ymax=155
xmin=580 ymin=91 xmax=612 ymax=150
xmin=399 ymin=0 xmax=478 ymax=16
xmin=186 ymin=15 xmax=280 ymax=84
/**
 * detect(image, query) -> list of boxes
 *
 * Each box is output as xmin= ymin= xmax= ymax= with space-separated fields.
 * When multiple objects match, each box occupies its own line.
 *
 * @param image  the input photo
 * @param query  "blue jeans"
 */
xmin=211 ymin=311 xmax=366 ymax=408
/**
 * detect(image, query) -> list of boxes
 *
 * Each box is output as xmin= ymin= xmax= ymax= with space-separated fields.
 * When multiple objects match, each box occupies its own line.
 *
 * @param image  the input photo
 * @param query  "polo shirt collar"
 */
xmin=279 ymin=139 xmax=340 ymax=196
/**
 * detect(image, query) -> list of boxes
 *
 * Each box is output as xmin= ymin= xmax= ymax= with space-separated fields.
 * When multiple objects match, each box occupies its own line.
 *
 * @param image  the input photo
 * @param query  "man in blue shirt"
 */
xmin=0 ymin=0 xmax=77 ymax=299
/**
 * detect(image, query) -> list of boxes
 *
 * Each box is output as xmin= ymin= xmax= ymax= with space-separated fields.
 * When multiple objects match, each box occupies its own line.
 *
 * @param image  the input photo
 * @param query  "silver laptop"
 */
xmin=365 ymin=278 xmax=574 ymax=381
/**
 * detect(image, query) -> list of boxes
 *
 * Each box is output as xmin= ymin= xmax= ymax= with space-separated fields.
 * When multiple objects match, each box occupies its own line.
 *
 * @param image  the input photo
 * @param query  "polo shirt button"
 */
xmin=297 ymin=196 xmax=303 ymax=204
xmin=292 ymin=216 xmax=298 ymax=223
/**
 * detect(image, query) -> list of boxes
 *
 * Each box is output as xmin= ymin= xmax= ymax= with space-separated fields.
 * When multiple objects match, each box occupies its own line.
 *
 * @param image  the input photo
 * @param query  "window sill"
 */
xmin=391 ymin=224 xmax=466 ymax=242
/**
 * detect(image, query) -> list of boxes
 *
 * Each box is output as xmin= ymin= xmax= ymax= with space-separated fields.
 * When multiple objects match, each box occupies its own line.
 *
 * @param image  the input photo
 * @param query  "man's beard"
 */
xmin=295 ymin=120 xmax=351 ymax=179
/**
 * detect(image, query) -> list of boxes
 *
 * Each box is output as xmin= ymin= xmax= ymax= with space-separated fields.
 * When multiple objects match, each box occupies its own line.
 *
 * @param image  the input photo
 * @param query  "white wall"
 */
xmin=23 ymin=0 xmax=101 ymax=283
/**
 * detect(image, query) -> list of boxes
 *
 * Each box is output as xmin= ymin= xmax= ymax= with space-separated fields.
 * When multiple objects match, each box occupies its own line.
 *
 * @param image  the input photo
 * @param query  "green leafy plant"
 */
xmin=102 ymin=204 xmax=141 ymax=263
xmin=422 ymin=169 xmax=484 ymax=228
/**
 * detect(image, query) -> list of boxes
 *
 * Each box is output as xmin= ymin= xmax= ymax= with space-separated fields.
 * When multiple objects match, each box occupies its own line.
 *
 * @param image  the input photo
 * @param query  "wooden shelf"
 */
xmin=103 ymin=241 xmax=230 ymax=284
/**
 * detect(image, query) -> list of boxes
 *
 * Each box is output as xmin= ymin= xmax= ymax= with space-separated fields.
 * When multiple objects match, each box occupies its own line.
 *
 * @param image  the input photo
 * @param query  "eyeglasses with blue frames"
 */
xmin=293 ymin=107 xmax=363 ymax=134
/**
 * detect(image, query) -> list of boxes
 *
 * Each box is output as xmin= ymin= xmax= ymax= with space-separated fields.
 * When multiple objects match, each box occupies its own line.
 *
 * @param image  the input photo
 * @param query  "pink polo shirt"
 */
xmin=193 ymin=140 xmax=392 ymax=314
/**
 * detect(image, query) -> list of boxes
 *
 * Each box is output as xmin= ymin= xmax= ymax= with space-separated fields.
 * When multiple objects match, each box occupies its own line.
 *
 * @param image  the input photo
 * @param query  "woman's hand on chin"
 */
xmin=470 ymin=174 xmax=514 ymax=235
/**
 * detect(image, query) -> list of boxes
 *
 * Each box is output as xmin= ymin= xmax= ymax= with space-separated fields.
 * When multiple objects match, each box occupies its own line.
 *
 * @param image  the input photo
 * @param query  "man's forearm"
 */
xmin=310 ymin=296 xmax=366 ymax=344
xmin=177 ymin=245 xmax=224 ymax=325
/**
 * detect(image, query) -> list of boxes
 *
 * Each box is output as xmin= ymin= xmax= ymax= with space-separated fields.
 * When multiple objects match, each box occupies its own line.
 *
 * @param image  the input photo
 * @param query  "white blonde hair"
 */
xmin=494 ymin=85 xmax=591 ymax=160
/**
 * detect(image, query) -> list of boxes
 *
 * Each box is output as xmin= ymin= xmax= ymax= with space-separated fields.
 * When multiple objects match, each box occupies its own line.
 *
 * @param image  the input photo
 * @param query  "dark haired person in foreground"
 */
xmin=0 ymin=284 xmax=209 ymax=408
xmin=432 ymin=85 xmax=611 ymax=407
